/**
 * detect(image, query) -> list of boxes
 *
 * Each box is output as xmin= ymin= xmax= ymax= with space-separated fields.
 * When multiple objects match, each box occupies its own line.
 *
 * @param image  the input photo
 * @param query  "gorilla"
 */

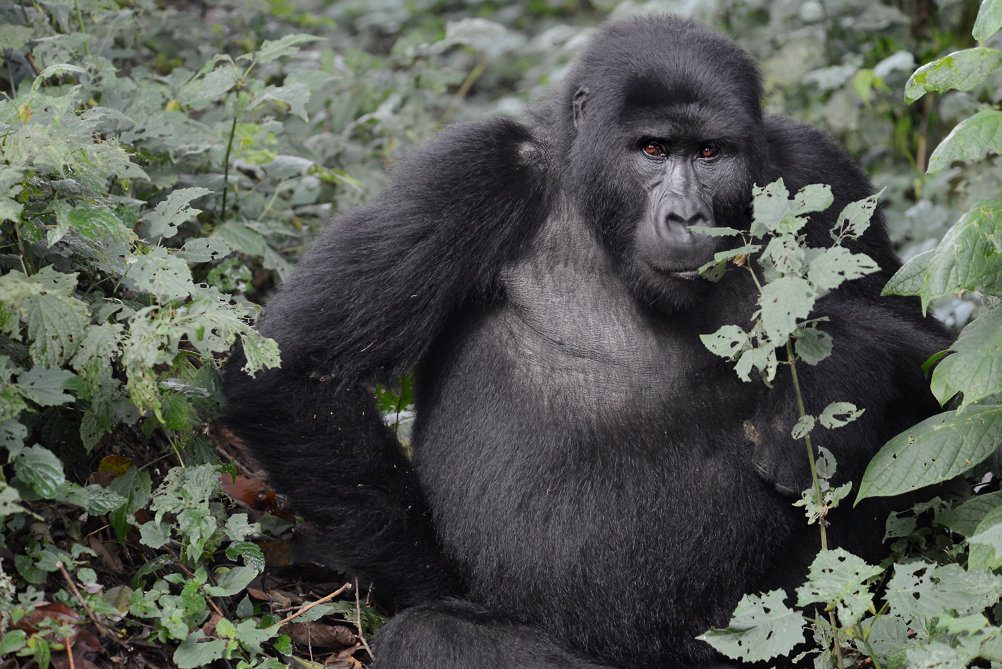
xmin=223 ymin=15 xmax=949 ymax=668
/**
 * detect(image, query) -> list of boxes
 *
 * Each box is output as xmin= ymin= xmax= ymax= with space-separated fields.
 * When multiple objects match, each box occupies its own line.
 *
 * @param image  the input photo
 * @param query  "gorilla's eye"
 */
xmin=642 ymin=143 xmax=666 ymax=158
xmin=699 ymin=144 xmax=718 ymax=159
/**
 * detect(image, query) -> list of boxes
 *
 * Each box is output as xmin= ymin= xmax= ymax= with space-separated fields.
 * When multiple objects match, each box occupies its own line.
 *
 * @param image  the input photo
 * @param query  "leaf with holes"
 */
xmin=795 ymin=548 xmax=881 ymax=626
xmin=697 ymin=590 xmax=804 ymax=662
xmin=857 ymin=406 xmax=1002 ymax=501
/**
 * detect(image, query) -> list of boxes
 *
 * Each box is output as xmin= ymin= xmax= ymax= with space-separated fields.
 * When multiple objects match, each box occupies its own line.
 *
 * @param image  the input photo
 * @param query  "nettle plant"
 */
xmin=694 ymin=179 xmax=881 ymax=668
xmin=698 ymin=1 xmax=1002 ymax=666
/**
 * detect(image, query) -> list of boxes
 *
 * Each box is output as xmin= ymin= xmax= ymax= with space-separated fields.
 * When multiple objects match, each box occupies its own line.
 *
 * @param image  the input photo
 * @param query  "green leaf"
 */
xmin=819 ymin=402 xmax=863 ymax=428
xmin=928 ymin=109 xmax=1002 ymax=173
xmin=807 ymin=247 xmax=880 ymax=291
xmin=857 ymin=406 xmax=1002 ymax=501
xmin=936 ymin=490 xmax=1002 ymax=536
xmin=226 ymin=541 xmax=265 ymax=572
xmin=57 ymin=483 xmax=126 ymax=515
xmin=883 ymin=250 xmax=933 ymax=297
xmin=14 ymin=445 xmax=66 ymax=497
xmin=224 ymin=514 xmax=259 ymax=542
xmin=905 ymin=48 xmax=1002 ymax=103
xmin=0 ymin=267 xmax=90 ymax=367
xmin=204 ymin=565 xmax=257 ymax=597
xmin=179 ymin=68 xmax=238 ymax=110
xmin=143 ymin=187 xmax=213 ymax=240
xmin=885 ymin=561 xmax=1002 ymax=627
xmin=700 ymin=325 xmax=749 ymax=359
xmin=752 ymin=180 xmax=832 ymax=238
xmin=16 ymin=366 xmax=76 ymax=407
xmin=126 ymin=248 xmax=195 ymax=300
xmin=895 ymin=201 xmax=1002 ymax=312
xmin=791 ymin=415 xmax=815 ymax=440
xmin=794 ymin=327 xmax=832 ymax=366
xmin=759 ymin=276 xmax=817 ymax=344
xmin=250 ymin=83 xmax=312 ymax=121
xmin=173 ymin=631 xmax=227 ymax=669
xmin=0 ymin=25 xmax=33 ymax=51
xmin=930 ymin=309 xmax=1002 ymax=407
xmin=0 ymin=629 xmax=27 ymax=656
xmin=254 ymin=34 xmax=323 ymax=64
xmin=795 ymin=548 xmax=882 ymax=626
xmin=968 ymin=504 xmax=1002 ymax=569
xmin=697 ymin=589 xmax=804 ymax=662
xmin=833 ymin=192 xmax=881 ymax=239
xmin=974 ymin=0 xmax=1002 ymax=43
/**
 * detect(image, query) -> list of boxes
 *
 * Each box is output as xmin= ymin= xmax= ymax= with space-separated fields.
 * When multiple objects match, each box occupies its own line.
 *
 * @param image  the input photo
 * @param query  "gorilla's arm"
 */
xmin=223 ymin=118 xmax=551 ymax=604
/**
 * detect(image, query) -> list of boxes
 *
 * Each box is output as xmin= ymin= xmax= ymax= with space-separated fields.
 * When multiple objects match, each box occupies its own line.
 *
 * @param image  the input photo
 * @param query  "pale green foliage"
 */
xmin=696 ymin=590 xmax=805 ymax=662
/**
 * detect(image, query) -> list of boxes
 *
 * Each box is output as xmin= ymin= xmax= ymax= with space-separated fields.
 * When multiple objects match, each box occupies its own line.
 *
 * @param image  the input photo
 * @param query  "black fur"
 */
xmin=223 ymin=16 xmax=949 ymax=668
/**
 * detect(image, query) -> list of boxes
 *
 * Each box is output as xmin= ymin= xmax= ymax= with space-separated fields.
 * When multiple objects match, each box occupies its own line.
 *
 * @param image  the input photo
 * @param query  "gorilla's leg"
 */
xmin=373 ymin=599 xmax=616 ymax=669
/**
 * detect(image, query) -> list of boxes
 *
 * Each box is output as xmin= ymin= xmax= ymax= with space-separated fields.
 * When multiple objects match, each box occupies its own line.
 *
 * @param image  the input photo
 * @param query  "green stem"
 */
xmin=220 ymin=115 xmax=238 ymax=222
xmin=74 ymin=0 xmax=90 ymax=56
xmin=785 ymin=340 xmax=844 ymax=669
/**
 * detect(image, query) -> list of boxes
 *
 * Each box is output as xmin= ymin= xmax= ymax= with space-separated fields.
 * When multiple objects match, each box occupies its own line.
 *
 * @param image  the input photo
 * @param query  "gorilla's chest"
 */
xmin=492 ymin=212 xmax=723 ymax=414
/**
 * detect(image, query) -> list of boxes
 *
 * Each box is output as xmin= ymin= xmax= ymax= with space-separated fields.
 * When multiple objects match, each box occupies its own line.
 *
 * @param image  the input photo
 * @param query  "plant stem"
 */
xmin=220 ymin=116 xmax=238 ymax=222
xmin=785 ymin=340 xmax=844 ymax=669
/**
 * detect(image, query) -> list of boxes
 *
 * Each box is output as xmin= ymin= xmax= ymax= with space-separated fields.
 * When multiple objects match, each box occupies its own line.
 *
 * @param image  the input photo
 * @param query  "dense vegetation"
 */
xmin=0 ymin=0 xmax=1000 ymax=667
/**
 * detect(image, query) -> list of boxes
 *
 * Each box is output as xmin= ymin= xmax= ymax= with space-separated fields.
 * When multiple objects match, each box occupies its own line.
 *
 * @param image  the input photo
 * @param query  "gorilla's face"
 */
xmin=559 ymin=19 xmax=767 ymax=313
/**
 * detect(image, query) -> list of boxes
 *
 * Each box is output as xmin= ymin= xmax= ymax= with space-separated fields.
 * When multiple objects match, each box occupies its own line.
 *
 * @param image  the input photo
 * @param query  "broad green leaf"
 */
xmin=179 ymin=237 xmax=230 ymax=263
xmin=930 ymin=309 xmax=1002 ymax=407
xmin=250 ymin=83 xmax=311 ymax=121
xmin=697 ymin=590 xmax=804 ymax=662
xmin=795 ymin=548 xmax=882 ymax=626
xmin=885 ymin=561 xmax=1002 ymax=627
xmin=759 ymin=276 xmax=817 ymax=345
xmin=0 ymin=25 xmax=33 ymax=51
xmin=143 ymin=187 xmax=212 ymax=240
xmin=968 ymin=504 xmax=1002 ymax=569
xmin=700 ymin=325 xmax=749 ymax=359
xmin=126 ymin=248 xmax=195 ymax=300
xmin=905 ymin=48 xmax=1002 ymax=103
xmin=57 ymin=483 xmax=126 ymax=515
xmin=857 ymin=406 xmax=1002 ymax=501
xmin=936 ymin=490 xmax=1002 ymax=536
xmin=14 ymin=445 xmax=65 ymax=497
xmin=173 ymin=631 xmax=227 ymax=669
xmin=883 ymin=250 xmax=933 ymax=297
xmin=16 ymin=366 xmax=76 ymax=407
xmin=179 ymin=67 xmax=237 ymax=110
xmin=204 ymin=565 xmax=257 ymax=597
xmin=50 ymin=203 xmax=124 ymax=247
xmin=223 ymin=513 xmax=259 ymax=542
xmin=925 ymin=202 xmax=1002 ymax=306
xmin=794 ymin=327 xmax=832 ymax=365
xmin=807 ymin=247 xmax=880 ymax=291
xmin=928 ymin=109 xmax=1002 ymax=173
xmin=974 ymin=0 xmax=1002 ymax=43
xmin=226 ymin=541 xmax=265 ymax=572
xmin=0 ymin=267 xmax=90 ymax=367
xmin=253 ymin=34 xmax=322 ymax=64
xmin=70 ymin=322 xmax=124 ymax=372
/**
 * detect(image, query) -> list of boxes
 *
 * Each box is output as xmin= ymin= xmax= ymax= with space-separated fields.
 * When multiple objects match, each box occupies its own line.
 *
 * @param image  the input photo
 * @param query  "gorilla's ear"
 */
xmin=572 ymin=87 xmax=589 ymax=130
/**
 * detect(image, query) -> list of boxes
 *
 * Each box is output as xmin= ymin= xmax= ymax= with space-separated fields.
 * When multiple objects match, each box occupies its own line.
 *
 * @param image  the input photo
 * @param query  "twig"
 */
xmin=268 ymin=582 xmax=352 ymax=628
xmin=354 ymin=576 xmax=373 ymax=658
xmin=56 ymin=561 xmax=132 ymax=651
xmin=64 ymin=633 xmax=76 ymax=669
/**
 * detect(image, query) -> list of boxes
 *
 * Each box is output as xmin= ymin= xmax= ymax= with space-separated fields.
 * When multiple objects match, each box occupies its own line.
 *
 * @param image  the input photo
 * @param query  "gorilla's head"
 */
xmin=554 ymin=15 xmax=768 ymax=311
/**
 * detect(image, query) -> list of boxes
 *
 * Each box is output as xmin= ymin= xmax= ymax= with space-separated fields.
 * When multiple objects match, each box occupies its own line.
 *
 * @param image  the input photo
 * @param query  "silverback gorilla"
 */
xmin=223 ymin=15 xmax=949 ymax=668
